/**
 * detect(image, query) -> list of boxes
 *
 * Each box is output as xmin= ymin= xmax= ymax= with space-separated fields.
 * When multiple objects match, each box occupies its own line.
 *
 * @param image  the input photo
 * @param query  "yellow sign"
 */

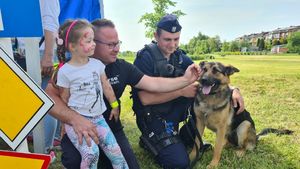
xmin=0 ymin=53 xmax=53 ymax=150
xmin=0 ymin=151 xmax=51 ymax=169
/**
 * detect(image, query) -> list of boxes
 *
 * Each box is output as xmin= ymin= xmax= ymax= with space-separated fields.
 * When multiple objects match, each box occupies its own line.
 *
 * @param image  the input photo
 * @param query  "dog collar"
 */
xmin=211 ymin=88 xmax=232 ymax=111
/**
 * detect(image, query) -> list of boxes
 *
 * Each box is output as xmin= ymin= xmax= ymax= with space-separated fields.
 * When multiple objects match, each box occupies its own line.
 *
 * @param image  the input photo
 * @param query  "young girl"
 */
xmin=56 ymin=19 xmax=129 ymax=169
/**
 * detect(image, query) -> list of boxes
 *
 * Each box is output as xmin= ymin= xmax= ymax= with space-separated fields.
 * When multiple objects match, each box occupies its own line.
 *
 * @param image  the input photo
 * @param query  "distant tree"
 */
xmin=187 ymin=38 xmax=197 ymax=54
xmin=179 ymin=44 xmax=188 ymax=52
xmin=184 ymin=32 xmax=210 ymax=55
xmin=193 ymin=32 xmax=210 ymax=41
xmin=258 ymin=38 xmax=265 ymax=51
xmin=265 ymin=39 xmax=272 ymax=51
xmin=287 ymin=32 xmax=300 ymax=54
xmin=221 ymin=41 xmax=230 ymax=52
xmin=279 ymin=37 xmax=287 ymax=44
xmin=198 ymin=40 xmax=210 ymax=54
xmin=272 ymin=39 xmax=280 ymax=46
xmin=229 ymin=41 xmax=240 ymax=52
xmin=118 ymin=51 xmax=136 ymax=57
xmin=239 ymin=40 xmax=250 ymax=48
xmin=256 ymin=38 xmax=261 ymax=47
xmin=208 ymin=36 xmax=221 ymax=53
xmin=139 ymin=0 xmax=185 ymax=39
xmin=183 ymin=33 xmax=222 ymax=55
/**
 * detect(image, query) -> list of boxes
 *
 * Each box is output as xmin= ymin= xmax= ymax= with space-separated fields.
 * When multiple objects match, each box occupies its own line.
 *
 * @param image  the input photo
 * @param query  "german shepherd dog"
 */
xmin=189 ymin=61 xmax=293 ymax=168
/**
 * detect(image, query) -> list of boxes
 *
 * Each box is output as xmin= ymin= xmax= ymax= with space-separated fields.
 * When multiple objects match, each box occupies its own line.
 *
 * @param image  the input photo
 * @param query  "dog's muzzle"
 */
xmin=200 ymin=78 xmax=221 ymax=95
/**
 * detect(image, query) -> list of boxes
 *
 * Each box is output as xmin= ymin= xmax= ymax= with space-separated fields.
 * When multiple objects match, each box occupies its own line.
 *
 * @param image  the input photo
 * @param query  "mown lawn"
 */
xmin=49 ymin=54 xmax=300 ymax=169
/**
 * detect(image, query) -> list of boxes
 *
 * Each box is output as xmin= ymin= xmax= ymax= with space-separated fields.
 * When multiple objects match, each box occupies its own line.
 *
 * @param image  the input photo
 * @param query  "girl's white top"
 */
xmin=57 ymin=58 xmax=107 ymax=116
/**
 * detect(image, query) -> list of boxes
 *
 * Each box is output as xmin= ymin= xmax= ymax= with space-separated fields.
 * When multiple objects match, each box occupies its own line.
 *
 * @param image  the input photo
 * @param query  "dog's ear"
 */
xmin=224 ymin=65 xmax=240 ymax=76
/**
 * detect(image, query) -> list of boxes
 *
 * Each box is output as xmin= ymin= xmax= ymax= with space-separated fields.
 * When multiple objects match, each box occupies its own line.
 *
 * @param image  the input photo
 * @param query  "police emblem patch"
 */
xmin=171 ymin=26 xmax=176 ymax=33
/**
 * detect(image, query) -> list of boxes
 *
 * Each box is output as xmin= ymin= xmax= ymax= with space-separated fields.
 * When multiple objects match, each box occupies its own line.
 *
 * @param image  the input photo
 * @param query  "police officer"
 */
xmin=132 ymin=14 xmax=244 ymax=169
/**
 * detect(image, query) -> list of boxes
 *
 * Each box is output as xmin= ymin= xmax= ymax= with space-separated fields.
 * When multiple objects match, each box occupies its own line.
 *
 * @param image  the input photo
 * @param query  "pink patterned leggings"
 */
xmin=65 ymin=115 xmax=129 ymax=169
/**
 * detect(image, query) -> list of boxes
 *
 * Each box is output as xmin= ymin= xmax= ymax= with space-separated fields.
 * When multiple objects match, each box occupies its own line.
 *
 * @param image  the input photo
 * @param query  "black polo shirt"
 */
xmin=103 ymin=59 xmax=144 ymax=132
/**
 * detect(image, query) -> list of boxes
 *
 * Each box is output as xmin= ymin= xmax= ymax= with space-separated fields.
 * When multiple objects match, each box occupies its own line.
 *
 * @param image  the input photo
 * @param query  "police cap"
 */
xmin=157 ymin=14 xmax=182 ymax=33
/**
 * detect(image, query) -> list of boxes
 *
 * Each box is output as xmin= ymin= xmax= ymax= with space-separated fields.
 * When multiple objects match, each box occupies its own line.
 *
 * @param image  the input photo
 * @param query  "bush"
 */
xmin=214 ymin=51 xmax=241 ymax=56
xmin=190 ymin=55 xmax=205 ymax=60
xmin=189 ymin=54 xmax=216 ymax=60
xmin=204 ymin=55 xmax=215 ymax=60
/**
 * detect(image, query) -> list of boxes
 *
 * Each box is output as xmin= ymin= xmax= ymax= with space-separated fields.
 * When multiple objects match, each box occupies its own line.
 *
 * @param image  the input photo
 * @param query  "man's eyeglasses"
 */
xmin=94 ymin=39 xmax=122 ymax=49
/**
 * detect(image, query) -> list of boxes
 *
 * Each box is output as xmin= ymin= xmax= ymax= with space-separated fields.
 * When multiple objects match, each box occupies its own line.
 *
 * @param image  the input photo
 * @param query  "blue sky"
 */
xmin=103 ymin=0 xmax=300 ymax=52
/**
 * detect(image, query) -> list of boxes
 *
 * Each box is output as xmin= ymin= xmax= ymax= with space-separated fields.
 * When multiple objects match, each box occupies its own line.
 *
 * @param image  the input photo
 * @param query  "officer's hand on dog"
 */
xmin=232 ymin=88 xmax=245 ymax=114
xmin=180 ymin=81 xmax=199 ymax=98
xmin=184 ymin=64 xmax=201 ymax=83
xmin=109 ymin=107 xmax=120 ymax=122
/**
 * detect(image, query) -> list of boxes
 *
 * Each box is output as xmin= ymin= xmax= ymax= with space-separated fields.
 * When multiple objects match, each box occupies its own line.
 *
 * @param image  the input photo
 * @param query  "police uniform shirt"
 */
xmin=132 ymin=49 xmax=194 ymax=133
xmin=134 ymin=49 xmax=193 ymax=77
xmin=103 ymin=59 xmax=144 ymax=132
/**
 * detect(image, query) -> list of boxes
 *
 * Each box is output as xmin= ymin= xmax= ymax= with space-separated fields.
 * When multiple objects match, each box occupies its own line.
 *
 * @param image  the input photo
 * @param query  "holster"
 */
xmin=140 ymin=130 xmax=181 ymax=157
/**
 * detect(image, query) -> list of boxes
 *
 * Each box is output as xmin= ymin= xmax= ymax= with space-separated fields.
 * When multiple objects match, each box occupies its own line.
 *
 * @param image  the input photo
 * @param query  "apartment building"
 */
xmin=237 ymin=25 xmax=300 ymax=46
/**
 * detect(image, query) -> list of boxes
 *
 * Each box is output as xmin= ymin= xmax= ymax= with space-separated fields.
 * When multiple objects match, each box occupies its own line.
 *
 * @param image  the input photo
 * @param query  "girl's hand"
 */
xmin=109 ymin=107 xmax=120 ymax=122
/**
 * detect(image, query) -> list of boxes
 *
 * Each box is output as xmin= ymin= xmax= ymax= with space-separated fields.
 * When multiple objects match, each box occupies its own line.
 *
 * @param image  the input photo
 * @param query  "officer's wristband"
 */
xmin=110 ymin=100 xmax=119 ymax=109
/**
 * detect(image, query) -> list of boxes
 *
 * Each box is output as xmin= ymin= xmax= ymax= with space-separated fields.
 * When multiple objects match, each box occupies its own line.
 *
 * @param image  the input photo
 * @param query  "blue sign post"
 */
xmin=0 ymin=0 xmax=43 ymax=37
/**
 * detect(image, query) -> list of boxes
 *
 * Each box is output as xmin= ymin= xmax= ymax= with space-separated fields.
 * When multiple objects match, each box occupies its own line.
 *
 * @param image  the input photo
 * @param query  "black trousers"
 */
xmin=156 ymin=142 xmax=190 ymax=169
xmin=61 ymin=129 xmax=140 ymax=169
xmin=136 ymin=108 xmax=195 ymax=169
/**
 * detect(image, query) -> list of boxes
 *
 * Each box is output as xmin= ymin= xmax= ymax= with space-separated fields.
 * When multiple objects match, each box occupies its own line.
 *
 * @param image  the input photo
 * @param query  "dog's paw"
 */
xmin=235 ymin=149 xmax=245 ymax=157
xmin=189 ymin=151 xmax=196 ymax=161
xmin=206 ymin=164 xmax=218 ymax=169
xmin=207 ymin=162 xmax=218 ymax=169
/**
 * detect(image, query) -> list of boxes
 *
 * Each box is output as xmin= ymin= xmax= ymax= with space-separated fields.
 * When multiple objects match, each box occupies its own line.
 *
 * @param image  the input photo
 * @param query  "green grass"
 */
xmin=48 ymin=54 xmax=300 ymax=169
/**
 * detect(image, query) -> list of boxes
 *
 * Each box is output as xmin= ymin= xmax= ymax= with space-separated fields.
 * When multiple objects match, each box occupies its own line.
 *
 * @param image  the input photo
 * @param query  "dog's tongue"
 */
xmin=202 ymin=85 xmax=212 ymax=95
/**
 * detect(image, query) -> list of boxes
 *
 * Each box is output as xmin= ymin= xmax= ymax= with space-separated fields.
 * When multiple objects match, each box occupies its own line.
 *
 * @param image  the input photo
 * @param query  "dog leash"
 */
xmin=184 ymin=106 xmax=212 ymax=167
